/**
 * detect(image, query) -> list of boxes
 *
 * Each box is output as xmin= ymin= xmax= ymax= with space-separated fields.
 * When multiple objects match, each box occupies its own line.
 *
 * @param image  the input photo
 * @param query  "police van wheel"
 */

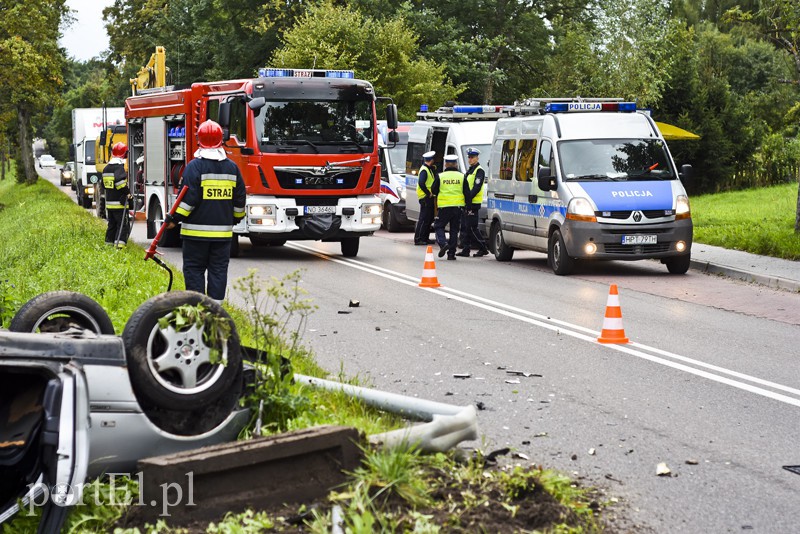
xmin=9 ymin=291 xmax=115 ymax=335
xmin=491 ymin=222 xmax=514 ymax=262
xmin=341 ymin=237 xmax=359 ymax=257
xmin=383 ymin=203 xmax=400 ymax=233
xmin=123 ymin=291 xmax=243 ymax=412
xmin=665 ymin=254 xmax=691 ymax=274
xmin=549 ymin=230 xmax=575 ymax=275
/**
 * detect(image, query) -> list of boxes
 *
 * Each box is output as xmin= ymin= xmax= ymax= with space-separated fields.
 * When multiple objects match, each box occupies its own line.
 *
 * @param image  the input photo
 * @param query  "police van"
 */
xmin=405 ymin=105 xmax=506 ymax=222
xmin=378 ymin=121 xmax=413 ymax=232
xmin=485 ymin=98 xmax=693 ymax=275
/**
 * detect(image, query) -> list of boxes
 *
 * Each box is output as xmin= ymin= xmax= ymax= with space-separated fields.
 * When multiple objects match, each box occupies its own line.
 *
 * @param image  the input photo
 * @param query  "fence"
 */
xmin=727 ymin=162 xmax=800 ymax=192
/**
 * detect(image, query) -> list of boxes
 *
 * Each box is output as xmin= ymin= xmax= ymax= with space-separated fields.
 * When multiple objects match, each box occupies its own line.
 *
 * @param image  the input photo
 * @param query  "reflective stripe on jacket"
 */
xmin=102 ymin=162 xmax=128 ymax=209
xmin=173 ymin=158 xmax=246 ymax=240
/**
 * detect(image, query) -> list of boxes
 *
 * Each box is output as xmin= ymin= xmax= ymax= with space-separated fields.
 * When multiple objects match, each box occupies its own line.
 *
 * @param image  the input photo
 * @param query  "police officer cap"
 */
xmin=423 ymin=151 xmax=435 ymax=160
xmin=444 ymin=154 xmax=459 ymax=162
xmin=467 ymin=147 xmax=481 ymax=156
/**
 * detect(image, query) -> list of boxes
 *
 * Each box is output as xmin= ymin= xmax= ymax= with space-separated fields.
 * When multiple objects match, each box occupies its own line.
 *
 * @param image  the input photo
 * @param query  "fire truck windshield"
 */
xmin=255 ymin=99 xmax=374 ymax=154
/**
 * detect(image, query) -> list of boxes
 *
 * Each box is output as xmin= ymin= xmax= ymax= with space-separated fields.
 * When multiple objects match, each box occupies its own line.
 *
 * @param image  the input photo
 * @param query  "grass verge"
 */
xmin=0 ymin=169 xmax=606 ymax=532
xmin=691 ymin=183 xmax=800 ymax=260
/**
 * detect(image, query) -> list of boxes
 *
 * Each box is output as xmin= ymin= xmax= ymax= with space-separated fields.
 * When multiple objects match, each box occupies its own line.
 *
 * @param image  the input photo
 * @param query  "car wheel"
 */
xmin=665 ymin=253 xmax=691 ymax=274
xmin=341 ymin=237 xmax=359 ymax=257
xmin=81 ymin=194 xmax=92 ymax=209
xmin=548 ymin=229 xmax=575 ymax=275
xmin=122 ymin=291 xmax=243 ymax=411
xmin=385 ymin=203 xmax=401 ymax=233
xmin=9 ymin=291 xmax=115 ymax=335
xmin=491 ymin=222 xmax=514 ymax=261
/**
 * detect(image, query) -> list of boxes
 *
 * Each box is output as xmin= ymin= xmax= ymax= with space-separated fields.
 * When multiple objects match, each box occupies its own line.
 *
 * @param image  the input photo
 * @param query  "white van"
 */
xmin=404 ymin=105 xmax=506 ymax=222
xmin=378 ymin=122 xmax=413 ymax=232
xmin=485 ymin=99 xmax=693 ymax=275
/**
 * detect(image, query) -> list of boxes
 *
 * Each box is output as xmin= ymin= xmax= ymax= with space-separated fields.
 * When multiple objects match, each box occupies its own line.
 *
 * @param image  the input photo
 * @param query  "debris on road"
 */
xmin=349 ymin=299 xmax=360 ymax=307
xmin=453 ymin=373 xmax=471 ymax=379
xmin=588 ymin=448 xmax=596 ymax=456
xmin=656 ymin=462 xmax=672 ymax=476
xmin=506 ymin=370 xmax=543 ymax=378
xmin=685 ymin=459 xmax=699 ymax=465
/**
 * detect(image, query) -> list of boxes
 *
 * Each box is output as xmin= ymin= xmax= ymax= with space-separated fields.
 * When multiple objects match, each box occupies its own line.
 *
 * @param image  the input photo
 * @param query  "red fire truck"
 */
xmin=125 ymin=68 xmax=398 ymax=256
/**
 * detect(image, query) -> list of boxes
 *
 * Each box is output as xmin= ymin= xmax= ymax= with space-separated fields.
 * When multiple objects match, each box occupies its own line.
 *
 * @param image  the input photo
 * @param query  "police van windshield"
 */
xmin=255 ymin=100 xmax=374 ymax=154
xmin=559 ymin=139 xmax=674 ymax=181
xmin=461 ymin=145 xmax=491 ymax=170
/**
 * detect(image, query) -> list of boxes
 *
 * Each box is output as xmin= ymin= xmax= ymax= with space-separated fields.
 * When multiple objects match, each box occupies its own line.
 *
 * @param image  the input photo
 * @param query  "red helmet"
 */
xmin=111 ymin=142 xmax=128 ymax=158
xmin=197 ymin=120 xmax=223 ymax=148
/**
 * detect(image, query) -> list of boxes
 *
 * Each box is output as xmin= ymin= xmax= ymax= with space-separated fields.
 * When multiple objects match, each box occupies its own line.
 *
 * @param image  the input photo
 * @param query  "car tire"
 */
xmin=665 ymin=253 xmax=691 ymax=274
xmin=81 ymin=194 xmax=92 ymax=209
xmin=549 ymin=229 xmax=575 ymax=275
xmin=9 ymin=291 xmax=115 ymax=335
xmin=383 ymin=202 xmax=401 ymax=233
xmin=491 ymin=222 xmax=514 ymax=261
xmin=122 ymin=291 xmax=243 ymax=412
xmin=341 ymin=237 xmax=359 ymax=257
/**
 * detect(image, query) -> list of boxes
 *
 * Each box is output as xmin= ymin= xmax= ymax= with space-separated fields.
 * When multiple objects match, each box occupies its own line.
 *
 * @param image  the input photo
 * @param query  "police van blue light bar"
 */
xmin=453 ymin=105 xmax=512 ymax=113
xmin=545 ymin=101 xmax=637 ymax=113
xmin=258 ymin=68 xmax=355 ymax=79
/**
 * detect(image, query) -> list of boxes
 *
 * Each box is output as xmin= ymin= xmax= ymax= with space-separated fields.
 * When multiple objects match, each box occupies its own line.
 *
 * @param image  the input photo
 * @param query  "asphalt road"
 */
xmin=41 ymin=167 xmax=800 ymax=533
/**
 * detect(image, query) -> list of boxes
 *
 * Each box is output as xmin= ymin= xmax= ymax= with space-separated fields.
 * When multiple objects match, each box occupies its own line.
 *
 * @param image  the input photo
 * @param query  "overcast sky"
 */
xmin=59 ymin=0 xmax=114 ymax=61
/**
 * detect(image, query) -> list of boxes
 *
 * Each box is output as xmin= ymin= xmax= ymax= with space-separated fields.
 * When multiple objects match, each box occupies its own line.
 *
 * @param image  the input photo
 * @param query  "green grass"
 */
xmin=691 ymin=183 xmax=800 ymax=260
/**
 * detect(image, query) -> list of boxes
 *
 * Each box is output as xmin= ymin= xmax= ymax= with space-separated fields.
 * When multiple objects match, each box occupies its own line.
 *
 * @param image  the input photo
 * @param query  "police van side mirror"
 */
xmin=537 ymin=166 xmax=556 ymax=191
xmin=679 ymin=164 xmax=693 ymax=184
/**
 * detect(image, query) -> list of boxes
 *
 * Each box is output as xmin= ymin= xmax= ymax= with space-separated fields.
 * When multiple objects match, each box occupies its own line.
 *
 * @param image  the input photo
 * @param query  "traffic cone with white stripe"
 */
xmin=418 ymin=245 xmax=442 ymax=288
xmin=597 ymin=284 xmax=629 ymax=344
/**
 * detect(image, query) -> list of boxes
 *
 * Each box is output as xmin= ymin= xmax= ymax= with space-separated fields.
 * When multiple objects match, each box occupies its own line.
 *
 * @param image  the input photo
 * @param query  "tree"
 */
xmin=0 ymin=0 xmax=69 ymax=184
xmin=270 ymin=2 xmax=461 ymax=119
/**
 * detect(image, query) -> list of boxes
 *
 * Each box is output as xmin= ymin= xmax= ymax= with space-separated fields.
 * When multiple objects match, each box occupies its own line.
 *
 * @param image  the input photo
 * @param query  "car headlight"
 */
xmin=566 ymin=197 xmax=596 ymax=222
xmin=675 ymin=195 xmax=691 ymax=220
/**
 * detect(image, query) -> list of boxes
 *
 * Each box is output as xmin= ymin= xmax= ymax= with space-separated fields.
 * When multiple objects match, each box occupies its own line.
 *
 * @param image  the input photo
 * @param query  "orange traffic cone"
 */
xmin=597 ymin=284 xmax=629 ymax=344
xmin=418 ymin=245 xmax=442 ymax=288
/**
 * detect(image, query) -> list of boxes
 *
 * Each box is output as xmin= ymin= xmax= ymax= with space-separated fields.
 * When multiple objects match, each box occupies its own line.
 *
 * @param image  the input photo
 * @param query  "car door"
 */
xmin=0 ymin=361 xmax=90 ymax=532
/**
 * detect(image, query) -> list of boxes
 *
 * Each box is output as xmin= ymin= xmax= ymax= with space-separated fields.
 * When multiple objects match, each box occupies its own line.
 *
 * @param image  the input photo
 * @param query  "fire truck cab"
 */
xmin=125 ymin=68 xmax=398 ymax=256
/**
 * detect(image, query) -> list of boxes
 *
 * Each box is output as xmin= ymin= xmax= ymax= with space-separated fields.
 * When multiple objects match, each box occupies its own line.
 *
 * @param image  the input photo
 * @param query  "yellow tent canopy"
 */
xmin=656 ymin=122 xmax=700 ymax=141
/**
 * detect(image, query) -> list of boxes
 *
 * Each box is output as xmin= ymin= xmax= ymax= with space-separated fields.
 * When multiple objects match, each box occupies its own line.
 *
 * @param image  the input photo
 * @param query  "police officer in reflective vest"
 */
xmin=434 ymin=154 xmax=468 ymax=260
xmin=413 ymin=151 xmax=438 ymax=245
xmin=166 ymin=120 xmax=246 ymax=301
xmin=456 ymin=147 xmax=489 ymax=257
xmin=103 ymin=142 xmax=130 ymax=247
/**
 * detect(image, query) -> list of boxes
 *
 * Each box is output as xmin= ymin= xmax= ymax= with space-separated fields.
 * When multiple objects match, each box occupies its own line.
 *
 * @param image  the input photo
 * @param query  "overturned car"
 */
xmin=0 ymin=291 xmax=249 ymax=531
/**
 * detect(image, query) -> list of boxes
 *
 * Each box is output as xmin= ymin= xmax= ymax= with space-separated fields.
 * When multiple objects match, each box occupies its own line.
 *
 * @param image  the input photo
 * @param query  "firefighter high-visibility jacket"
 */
xmin=173 ymin=157 xmax=246 ymax=240
xmin=102 ymin=158 xmax=129 ymax=210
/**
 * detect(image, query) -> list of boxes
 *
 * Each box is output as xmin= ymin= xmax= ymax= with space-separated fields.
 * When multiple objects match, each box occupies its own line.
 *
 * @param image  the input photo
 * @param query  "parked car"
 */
xmin=38 ymin=155 xmax=56 ymax=168
xmin=59 ymin=162 xmax=74 ymax=186
xmin=0 ymin=291 xmax=249 ymax=532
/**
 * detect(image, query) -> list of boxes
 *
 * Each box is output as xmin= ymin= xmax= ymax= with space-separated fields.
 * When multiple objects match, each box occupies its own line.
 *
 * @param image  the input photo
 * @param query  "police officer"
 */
xmin=434 ymin=154 xmax=468 ymax=260
xmin=102 ymin=142 xmax=130 ymax=247
xmin=456 ymin=147 xmax=489 ymax=257
xmin=413 ymin=151 xmax=438 ymax=245
xmin=166 ymin=120 xmax=246 ymax=302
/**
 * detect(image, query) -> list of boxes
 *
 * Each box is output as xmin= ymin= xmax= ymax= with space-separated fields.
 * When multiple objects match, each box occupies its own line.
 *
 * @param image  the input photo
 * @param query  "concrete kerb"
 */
xmin=689 ymin=258 xmax=800 ymax=293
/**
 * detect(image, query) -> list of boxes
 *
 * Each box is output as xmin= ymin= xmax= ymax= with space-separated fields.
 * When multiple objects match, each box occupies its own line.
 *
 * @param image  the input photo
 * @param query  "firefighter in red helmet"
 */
xmin=166 ymin=120 xmax=246 ymax=301
xmin=103 ymin=142 xmax=131 ymax=247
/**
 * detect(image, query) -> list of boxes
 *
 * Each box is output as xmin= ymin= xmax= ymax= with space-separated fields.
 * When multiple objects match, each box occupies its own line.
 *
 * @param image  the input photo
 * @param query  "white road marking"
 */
xmin=288 ymin=242 xmax=800 ymax=407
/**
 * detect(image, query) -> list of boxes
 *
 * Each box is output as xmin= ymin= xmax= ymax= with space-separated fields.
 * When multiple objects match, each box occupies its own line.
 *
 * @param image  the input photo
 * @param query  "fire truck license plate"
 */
xmin=621 ymin=235 xmax=657 ymax=245
xmin=305 ymin=205 xmax=336 ymax=215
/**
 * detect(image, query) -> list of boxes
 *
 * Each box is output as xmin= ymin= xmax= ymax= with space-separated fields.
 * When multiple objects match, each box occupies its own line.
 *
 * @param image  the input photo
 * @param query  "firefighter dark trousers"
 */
xmin=105 ymin=210 xmax=128 ymax=246
xmin=434 ymin=206 xmax=462 ymax=258
xmin=182 ymin=238 xmax=232 ymax=300
xmin=414 ymin=196 xmax=435 ymax=244
xmin=460 ymin=205 xmax=487 ymax=253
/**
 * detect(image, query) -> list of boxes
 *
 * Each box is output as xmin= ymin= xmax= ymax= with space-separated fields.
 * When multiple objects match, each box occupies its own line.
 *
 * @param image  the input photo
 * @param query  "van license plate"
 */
xmin=305 ymin=205 xmax=336 ymax=215
xmin=622 ymin=235 xmax=657 ymax=245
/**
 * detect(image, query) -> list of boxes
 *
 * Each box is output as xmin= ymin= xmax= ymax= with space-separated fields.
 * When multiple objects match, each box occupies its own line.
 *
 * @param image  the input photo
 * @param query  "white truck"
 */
xmin=71 ymin=108 xmax=125 ymax=209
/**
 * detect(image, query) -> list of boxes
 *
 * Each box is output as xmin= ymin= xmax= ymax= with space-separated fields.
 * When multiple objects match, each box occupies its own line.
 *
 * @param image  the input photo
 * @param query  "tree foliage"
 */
xmin=0 ymin=0 xmax=69 ymax=184
xmin=270 ymin=2 xmax=461 ymax=119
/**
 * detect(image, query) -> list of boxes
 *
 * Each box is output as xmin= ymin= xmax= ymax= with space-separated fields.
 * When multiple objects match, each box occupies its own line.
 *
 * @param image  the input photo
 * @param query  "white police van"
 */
xmin=404 ymin=105 xmax=503 ymax=222
xmin=378 ymin=122 xmax=413 ymax=232
xmin=485 ymin=98 xmax=693 ymax=275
